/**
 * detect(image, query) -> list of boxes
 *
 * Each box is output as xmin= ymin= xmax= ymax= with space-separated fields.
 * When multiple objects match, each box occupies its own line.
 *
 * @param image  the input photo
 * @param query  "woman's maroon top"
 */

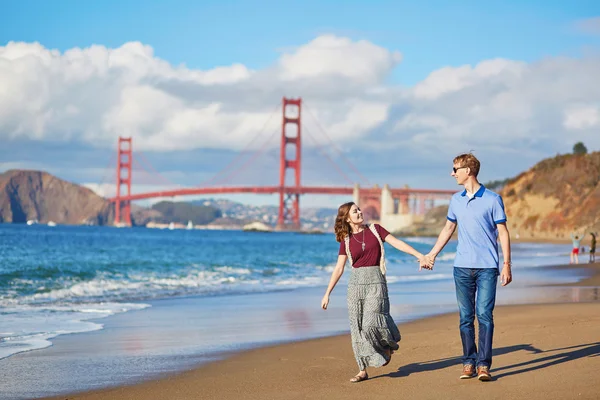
xmin=338 ymin=224 xmax=390 ymax=268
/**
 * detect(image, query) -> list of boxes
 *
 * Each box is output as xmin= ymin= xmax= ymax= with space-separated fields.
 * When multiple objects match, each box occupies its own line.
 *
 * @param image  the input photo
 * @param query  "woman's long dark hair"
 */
xmin=334 ymin=202 xmax=355 ymax=242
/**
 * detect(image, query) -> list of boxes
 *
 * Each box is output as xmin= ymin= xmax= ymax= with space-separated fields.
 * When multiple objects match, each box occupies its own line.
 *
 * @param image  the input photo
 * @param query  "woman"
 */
xmin=321 ymin=202 xmax=431 ymax=383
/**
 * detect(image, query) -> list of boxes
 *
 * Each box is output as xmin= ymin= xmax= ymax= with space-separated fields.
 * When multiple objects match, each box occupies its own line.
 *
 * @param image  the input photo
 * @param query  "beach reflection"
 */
xmin=283 ymin=310 xmax=313 ymax=333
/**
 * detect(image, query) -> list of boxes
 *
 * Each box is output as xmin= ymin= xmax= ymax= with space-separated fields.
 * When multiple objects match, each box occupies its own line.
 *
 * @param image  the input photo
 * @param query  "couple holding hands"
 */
xmin=321 ymin=153 xmax=512 ymax=384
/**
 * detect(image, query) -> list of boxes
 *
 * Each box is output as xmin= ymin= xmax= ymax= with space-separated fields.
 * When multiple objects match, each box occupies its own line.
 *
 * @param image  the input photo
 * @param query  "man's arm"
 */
xmin=426 ymin=219 xmax=457 ymax=269
xmin=497 ymin=222 xmax=512 ymax=286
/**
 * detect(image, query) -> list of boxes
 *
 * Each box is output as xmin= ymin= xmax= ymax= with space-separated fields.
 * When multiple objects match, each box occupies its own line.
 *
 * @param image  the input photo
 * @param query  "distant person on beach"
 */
xmin=321 ymin=202 xmax=432 ymax=383
xmin=423 ymin=153 xmax=512 ymax=382
xmin=589 ymin=232 xmax=596 ymax=263
xmin=570 ymin=232 xmax=585 ymax=264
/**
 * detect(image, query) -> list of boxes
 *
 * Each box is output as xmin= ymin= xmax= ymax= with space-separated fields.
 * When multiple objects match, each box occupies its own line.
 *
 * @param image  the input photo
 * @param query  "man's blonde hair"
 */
xmin=454 ymin=153 xmax=480 ymax=177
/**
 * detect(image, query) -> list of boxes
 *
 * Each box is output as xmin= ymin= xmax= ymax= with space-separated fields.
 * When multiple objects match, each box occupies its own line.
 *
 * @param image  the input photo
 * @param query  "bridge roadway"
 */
xmin=109 ymin=186 xmax=457 ymax=202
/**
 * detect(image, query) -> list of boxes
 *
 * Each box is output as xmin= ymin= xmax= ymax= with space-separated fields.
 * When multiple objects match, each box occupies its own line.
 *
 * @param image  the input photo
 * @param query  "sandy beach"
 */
xmin=44 ymin=263 xmax=600 ymax=400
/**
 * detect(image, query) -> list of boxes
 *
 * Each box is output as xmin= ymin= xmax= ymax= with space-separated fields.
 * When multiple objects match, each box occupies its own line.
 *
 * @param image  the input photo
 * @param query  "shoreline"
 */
xmin=550 ymin=262 xmax=600 ymax=286
xmin=43 ymin=262 xmax=600 ymax=400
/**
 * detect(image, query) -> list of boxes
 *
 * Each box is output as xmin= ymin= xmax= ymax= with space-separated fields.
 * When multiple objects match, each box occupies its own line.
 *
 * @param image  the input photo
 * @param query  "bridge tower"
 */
xmin=277 ymin=97 xmax=302 ymax=230
xmin=114 ymin=137 xmax=132 ymax=227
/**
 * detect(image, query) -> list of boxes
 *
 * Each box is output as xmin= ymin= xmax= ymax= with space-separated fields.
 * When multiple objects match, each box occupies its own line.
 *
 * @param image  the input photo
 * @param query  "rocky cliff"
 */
xmin=0 ymin=170 xmax=233 ymax=227
xmin=0 ymin=170 xmax=114 ymax=225
xmin=500 ymin=152 xmax=600 ymax=240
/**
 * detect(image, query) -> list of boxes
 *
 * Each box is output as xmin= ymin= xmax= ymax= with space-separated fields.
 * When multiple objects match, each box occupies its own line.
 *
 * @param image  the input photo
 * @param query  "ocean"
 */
xmin=0 ymin=223 xmax=591 ymax=398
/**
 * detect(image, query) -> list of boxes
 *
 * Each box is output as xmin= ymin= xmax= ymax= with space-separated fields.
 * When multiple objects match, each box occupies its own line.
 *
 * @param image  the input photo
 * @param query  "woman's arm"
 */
xmin=321 ymin=255 xmax=347 ymax=309
xmin=385 ymin=235 xmax=424 ymax=259
xmin=385 ymin=234 xmax=432 ymax=270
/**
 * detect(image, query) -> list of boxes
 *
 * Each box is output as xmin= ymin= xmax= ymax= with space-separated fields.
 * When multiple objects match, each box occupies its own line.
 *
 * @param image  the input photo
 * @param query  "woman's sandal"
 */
xmin=350 ymin=373 xmax=368 ymax=383
xmin=382 ymin=349 xmax=394 ymax=366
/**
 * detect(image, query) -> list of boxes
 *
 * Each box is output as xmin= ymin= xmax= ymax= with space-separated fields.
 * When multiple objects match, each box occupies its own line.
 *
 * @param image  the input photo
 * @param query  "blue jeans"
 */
xmin=453 ymin=267 xmax=499 ymax=368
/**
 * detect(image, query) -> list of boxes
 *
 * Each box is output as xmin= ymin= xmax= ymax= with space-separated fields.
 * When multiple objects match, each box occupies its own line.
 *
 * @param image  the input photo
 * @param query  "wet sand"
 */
xmin=45 ymin=263 xmax=600 ymax=400
xmin=553 ymin=261 xmax=600 ymax=286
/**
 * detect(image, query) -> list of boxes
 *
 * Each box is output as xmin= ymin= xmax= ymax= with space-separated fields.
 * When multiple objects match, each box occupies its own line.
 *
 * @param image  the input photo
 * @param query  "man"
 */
xmin=590 ymin=232 xmax=596 ymax=264
xmin=425 ymin=153 xmax=512 ymax=382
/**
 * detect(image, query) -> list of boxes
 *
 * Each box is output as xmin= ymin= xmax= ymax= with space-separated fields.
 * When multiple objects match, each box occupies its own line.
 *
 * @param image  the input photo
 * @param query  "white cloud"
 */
xmin=278 ymin=35 xmax=402 ymax=84
xmin=391 ymin=56 xmax=600 ymax=156
xmin=413 ymin=59 xmax=526 ymax=100
xmin=1 ymin=36 xmax=600 ymax=172
xmin=575 ymin=17 xmax=600 ymax=36
xmin=0 ymin=37 xmax=397 ymax=152
xmin=563 ymin=105 xmax=600 ymax=130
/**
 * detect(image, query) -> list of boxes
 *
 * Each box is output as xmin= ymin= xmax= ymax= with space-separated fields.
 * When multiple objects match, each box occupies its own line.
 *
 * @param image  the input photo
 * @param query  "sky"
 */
xmin=1 ymin=1 xmax=600 ymax=207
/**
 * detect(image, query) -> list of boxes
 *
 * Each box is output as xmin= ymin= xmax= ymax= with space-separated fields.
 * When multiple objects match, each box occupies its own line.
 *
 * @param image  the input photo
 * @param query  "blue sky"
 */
xmin=2 ymin=0 xmax=599 ymax=85
xmin=1 ymin=1 xmax=599 ymax=208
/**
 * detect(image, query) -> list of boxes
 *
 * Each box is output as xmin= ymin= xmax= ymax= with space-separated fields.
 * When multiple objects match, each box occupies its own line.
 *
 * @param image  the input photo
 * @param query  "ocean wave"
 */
xmin=1 ymin=263 xmax=336 ymax=306
xmin=0 ymin=302 xmax=149 ymax=360
xmin=403 ymin=237 xmax=437 ymax=245
xmin=434 ymin=252 xmax=456 ymax=261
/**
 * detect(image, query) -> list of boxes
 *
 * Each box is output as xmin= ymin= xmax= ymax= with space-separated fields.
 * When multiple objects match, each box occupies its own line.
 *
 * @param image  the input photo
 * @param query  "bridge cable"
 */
xmin=131 ymin=158 xmax=161 ymax=189
xmin=199 ymin=103 xmax=281 ymax=186
xmin=303 ymin=126 xmax=354 ymax=185
xmin=303 ymin=103 xmax=371 ymax=186
xmin=213 ymin=126 xmax=280 ymax=186
xmin=135 ymin=150 xmax=182 ymax=188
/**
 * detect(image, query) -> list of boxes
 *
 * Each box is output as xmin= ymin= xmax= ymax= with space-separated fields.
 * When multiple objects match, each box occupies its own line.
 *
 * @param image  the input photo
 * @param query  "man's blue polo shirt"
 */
xmin=447 ymin=185 xmax=507 ymax=269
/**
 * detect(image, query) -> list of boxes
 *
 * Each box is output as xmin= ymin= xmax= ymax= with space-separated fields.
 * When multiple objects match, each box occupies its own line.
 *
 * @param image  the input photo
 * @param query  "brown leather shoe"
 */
xmin=477 ymin=365 xmax=492 ymax=381
xmin=460 ymin=364 xmax=476 ymax=379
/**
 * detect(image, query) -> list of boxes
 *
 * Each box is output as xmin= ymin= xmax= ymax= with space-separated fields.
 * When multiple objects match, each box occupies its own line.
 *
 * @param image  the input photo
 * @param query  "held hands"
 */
xmin=321 ymin=294 xmax=330 ymax=310
xmin=417 ymin=253 xmax=435 ymax=271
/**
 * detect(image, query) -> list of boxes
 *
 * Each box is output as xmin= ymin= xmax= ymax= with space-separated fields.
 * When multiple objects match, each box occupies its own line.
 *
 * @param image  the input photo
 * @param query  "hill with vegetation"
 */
xmin=394 ymin=147 xmax=599 ymax=241
xmin=149 ymin=201 xmax=222 ymax=225
xmin=0 ymin=170 xmax=114 ymax=225
xmin=500 ymin=151 xmax=600 ymax=240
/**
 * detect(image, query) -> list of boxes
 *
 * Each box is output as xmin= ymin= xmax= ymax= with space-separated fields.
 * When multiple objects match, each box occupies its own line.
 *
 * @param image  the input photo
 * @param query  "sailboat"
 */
xmin=186 ymin=220 xmax=193 ymax=230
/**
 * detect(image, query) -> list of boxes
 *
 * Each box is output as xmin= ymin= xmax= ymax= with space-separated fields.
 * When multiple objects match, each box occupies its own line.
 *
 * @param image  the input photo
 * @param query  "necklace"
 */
xmin=352 ymin=227 xmax=366 ymax=251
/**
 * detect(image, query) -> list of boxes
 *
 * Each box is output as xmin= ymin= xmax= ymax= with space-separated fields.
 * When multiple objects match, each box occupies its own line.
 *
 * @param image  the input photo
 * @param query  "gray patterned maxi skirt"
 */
xmin=347 ymin=265 xmax=401 ymax=370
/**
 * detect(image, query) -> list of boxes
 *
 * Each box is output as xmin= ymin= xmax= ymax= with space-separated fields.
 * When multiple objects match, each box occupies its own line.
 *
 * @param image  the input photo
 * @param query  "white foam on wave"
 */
xmin=276 ymin=276 xmax=328 ymax=286
xmin=0 ymin=302 xmax=149 ymax=360
xmin=435 ymin=252 xmax=457 ymax=261
xmin=214 ymin=266 xmax=252 ymax=275
xmin=5 ymin=268 xmax=257 ymax=305
xmin=315 ymin=263 xmax=336 ymax=273
xmin=0 ymin=335 xmax=54 ymax=360
xmin=403 ymin=236 xmax=437 ymax=245
xmin=5 ymin=262 xmax=346 ymax=306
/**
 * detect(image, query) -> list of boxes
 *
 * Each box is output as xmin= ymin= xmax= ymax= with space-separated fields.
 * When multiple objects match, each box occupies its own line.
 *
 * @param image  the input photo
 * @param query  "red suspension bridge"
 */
xmin=108 ymin=97 xmax=455 ymax=230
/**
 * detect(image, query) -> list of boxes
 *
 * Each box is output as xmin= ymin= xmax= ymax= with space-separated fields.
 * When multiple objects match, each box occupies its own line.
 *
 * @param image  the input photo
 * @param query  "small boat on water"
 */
xmin=186 ymin=220 xmax=193 ymax=230
xmin=26 ymin=219 xmax=38 ymax=225
xmin=168 ymin=222 xmax=175 ymax=230
xmin=47 ymin=221 xmax=57 ymax=227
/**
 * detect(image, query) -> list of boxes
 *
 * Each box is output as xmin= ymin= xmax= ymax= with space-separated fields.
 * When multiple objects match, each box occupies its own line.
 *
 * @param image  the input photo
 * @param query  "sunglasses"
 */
xmin=452 ymin=166 xmax=468 ymax=173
